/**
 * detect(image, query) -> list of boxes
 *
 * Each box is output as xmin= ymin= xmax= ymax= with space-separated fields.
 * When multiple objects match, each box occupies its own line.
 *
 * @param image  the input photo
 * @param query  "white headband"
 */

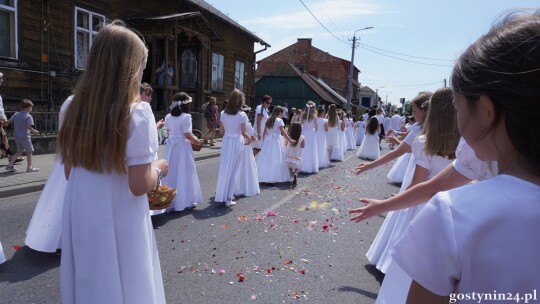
xmin=169 ymin=96 xmax=193 ymax=110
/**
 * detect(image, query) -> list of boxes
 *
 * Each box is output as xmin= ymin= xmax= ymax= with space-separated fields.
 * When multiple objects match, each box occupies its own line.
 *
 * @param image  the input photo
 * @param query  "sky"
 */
xmin=205 ymin=0 xmax=538 ymax=105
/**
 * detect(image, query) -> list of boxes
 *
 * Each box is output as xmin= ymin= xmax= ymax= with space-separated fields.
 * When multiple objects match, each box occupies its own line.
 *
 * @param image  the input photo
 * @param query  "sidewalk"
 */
xmin=0 ymin=139 xmax=222 ymax=199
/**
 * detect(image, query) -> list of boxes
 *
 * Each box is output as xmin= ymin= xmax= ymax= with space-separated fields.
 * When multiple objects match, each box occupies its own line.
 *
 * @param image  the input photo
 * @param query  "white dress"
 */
xmin=329 ymin=120 xmax=345 ymax=161
xmin=256 ymin=118 xmax=290 ymax=183
xmin=0 ymin=241 xmax=5 ymax=264
xmin=215 ymin=111 xmax=249 ymax=203
xmin=234 ymin=120 xmax=260 ymax=197
xmin=300 ymin=119 xmax=319 ymax=173
xmin=287 ymin=135 xmax=305 ymax=169
xmin=25 ymin=96 xmax=72 ymax=252
xmin=162 ymin=113 xmax=203 ymax=211
xmin=355 ymin=120 xmax=365 ymax=146
xmin=253 ymin=105 xmax=269 ymax=150
xmin=375 ymin=136 xmax=452 ymax=304
xmin=392 ymin=175 xmax=540 ymax=301
xmin=386 ymin=153 xmax=411 ymax=184
xmin=61 ymin=102 xmax=165 ymax=304
xmin=356 ymin=132 xmax=380 ymax=160
xmin=365 ymin=123 xmax=421 ymax=273
xmin=345 ymin=118 xmax=356 ymax=150
xmin=315 ymin=117 xmax=329 ymax=168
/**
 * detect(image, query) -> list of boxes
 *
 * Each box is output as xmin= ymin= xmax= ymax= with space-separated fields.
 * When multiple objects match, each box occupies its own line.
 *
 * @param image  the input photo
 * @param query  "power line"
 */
xmin=298 ymin=0 xmax=349 ymax=45
xmin=357 ymin=45 xmax=452 ymax=67
xmin=358 ymin=42 xmax=454 ymax=62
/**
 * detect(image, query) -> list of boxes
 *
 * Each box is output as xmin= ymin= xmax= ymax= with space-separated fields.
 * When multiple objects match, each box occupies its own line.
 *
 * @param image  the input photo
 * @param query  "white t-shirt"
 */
xmin=392 ymin=175 xmax=540 ymax=298
xmin=0 ymin=94 xmax=6 ymax=121
xmin=254 ymin=104 xmax=269 ymax=135
xmin=281 ymin=107 xmax=289 ymax=119
xmin=390 ymin=114 xmax=402 ymax=131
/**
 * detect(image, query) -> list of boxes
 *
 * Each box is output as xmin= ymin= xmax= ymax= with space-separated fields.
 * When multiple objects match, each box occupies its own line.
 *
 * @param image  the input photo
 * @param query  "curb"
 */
xmin=0 ymin=152 xmax=221 ymax=199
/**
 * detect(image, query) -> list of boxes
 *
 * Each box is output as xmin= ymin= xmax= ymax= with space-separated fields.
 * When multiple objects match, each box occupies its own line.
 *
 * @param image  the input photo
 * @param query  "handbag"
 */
xmin=148 ymin=171 xmax=177 ymax=210
xmin=191 ymin=139 xmax=203 ymax=151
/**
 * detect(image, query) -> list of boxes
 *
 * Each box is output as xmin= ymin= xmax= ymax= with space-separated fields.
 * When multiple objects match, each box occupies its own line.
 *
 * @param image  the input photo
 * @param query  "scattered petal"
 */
xmin=267 ymin=211 xmax=277 ymax=217
xmin=12 ymin=245 xmax=21 ymax=251
xmin=237 ymin=273 xmax=245 ymax=282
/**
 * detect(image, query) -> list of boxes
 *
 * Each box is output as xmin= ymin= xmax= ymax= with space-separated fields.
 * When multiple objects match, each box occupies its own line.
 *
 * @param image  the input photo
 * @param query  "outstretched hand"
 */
xmin=385 ymin=136 xmax=400 ymax=145
xmin=349 ymin=198 xmax=384 ymax=223
xmin=354 ymin=162 xmax=371 ymax=175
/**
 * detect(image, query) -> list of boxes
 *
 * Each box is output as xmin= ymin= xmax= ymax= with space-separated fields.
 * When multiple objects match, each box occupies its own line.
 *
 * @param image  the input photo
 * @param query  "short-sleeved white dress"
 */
xmin=315 ymin=117 xmax=329 ymax=168
xmin=234 ymin=120 xmax=260 ymax=197
xmin=61 ymin=102 xmax=165 ymax=304
xmin=256 ymin=118 xmax=291 ymax=183
xmin=300 ymin=119 xmax=319 ymax=173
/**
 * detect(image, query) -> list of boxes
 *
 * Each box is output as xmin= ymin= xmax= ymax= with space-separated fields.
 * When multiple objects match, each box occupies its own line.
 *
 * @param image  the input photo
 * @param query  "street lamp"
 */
xmin=347 ymin=26 xmax=374 ymax=111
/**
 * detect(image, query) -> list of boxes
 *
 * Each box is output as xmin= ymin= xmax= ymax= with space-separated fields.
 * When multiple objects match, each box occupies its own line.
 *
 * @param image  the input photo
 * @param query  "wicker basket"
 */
xmin=191 ymin=139 xmax=204 ymax=151
xmin=148 ymin=185 xmax=177 ymax=210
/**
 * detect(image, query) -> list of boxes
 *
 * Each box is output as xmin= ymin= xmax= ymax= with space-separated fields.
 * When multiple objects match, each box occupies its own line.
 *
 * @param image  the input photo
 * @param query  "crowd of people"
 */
xmin=1 ymin=10 xmax=540 ymax=303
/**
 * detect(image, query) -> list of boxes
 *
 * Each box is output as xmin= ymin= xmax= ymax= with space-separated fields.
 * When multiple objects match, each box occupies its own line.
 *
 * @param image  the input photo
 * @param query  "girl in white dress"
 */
xmin=234 ymin=106 xmax=260 ymax=197
xmin=25 ymin=96 xmax=72 ymax=252
xmin=353 ymin=92 xmax=432 ymax=273
xmin=215 ymin=89 xmax=252 ymax=207
xmin=300 ymin=101 xmax=318 ymax=173
xmin=315 ymin=107 xmax=329 ymax=168
xmin=286 ymin=122 xmax=305 ymax=186
xmin=356 ymin=116 xmax=380 ymax=160
xmin=162 ymin=92 xmax=203 ymax=211
xmin=256 ymin=106 xmax=296 ymax=183
xmin=330 ymin=109 xmax=346 ymax=161
xmin=325 ymin=104 xmax=340 ymax=162
xmin=388 ymin=14 xmax=540 ymax=302
xmin=371 ymin=87 xmax=460 ymax=303
xmin=355 ymin=116 xmax=365 ymax=146
xmin=57 ymin=22 xmax=167 ymax=303
xmin=345 ymin=111 xmax=356 ymax=150
xmin=253 ymin=95 xmax=271 ymax=152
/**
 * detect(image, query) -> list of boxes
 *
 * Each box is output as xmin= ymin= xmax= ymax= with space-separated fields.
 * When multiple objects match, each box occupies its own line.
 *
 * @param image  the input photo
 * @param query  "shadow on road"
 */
xmin=364 ymin=264 xmax=385 ymax=285
xmin=0 ymin=246 xmax=60 ymax=283
xmin=337 ymin=286 xmax=378 ymax=300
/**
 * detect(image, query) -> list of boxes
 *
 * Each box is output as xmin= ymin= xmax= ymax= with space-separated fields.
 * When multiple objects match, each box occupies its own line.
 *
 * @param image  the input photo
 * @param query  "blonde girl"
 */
xmin=299 ymin=101 xmax=319 ymax=173
xmin=286 ymin=122 xmax=305 ymax=185
xmin=326 ymin=104 xmax=340 ymax=161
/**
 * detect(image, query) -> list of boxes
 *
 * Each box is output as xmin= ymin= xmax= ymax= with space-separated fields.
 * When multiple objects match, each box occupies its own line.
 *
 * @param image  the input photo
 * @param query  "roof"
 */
xmin=286 ymin=63 xmax=347 ymax=106
xmin=185 ymin=0 xmax=270 ymax=47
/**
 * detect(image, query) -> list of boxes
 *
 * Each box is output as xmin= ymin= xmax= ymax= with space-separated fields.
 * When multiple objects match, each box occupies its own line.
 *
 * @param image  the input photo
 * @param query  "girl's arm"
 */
xmin=128 ymin=159 xmax=169 ymax=196
xmin=300 ymin=139 xmax=305 ymax=148
xmin=279 ymin=126 xmax=295 ymax=144
xmin=219 ymin=121 xmax=225 ymax=136
xmin=256 ymin=114 xmax=263 ymax=139
xmin=340 ymin=120 xmax=345 ymax=131
xmin=241 ymin=123 xmax=251 ymax=145
xmin=406 ymin=281 xmax=449 ymax=304
xmin=184 ymin=132 xmax=198 ymax=142
xmin=354 ymin=141 xmax=411 ymax=175
xmin=324 ymin=121 xmax=328 ymax=132
xmin=350 ymin=164 xmax=471 ymax=222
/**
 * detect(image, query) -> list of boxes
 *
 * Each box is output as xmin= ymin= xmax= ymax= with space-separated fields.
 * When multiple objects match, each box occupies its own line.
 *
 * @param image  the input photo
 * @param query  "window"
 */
xmin=211 ymin=52 xmax=224 ymax=91
xmin=234 ymin=60 xmax=245 ymax=91
xmin=74 ymin=7 xmax=104 ymax=70
xmin=181 ymin=49 xmax=197 ymax=87
xmin=0 ymin=0 xmax=18 ymax=59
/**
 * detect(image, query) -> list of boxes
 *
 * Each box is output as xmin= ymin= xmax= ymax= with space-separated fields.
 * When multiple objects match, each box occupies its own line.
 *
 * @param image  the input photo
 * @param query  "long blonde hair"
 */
xmin=58 ymin=21 xmax=148 ymax=174
xmin=327 ymin=104 xmax=338 ymax=127
xmin=422 ymin=87 xmax=459 ymax=159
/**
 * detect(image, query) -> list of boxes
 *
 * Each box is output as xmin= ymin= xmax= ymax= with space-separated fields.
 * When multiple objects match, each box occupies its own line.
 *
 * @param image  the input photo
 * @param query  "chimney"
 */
xmin=297 ymin=38 xmax=312 ymax=47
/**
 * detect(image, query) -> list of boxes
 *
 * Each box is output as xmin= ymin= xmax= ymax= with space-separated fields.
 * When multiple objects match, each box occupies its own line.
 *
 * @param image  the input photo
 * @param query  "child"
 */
xmin=315 ymin=107 xmax=329 ymax=168
xmin=234 ymin=105 xmax=260 ymax=197
xmin=286 ymin=122 xmax=305 ymax=185
xmin=356 ymin=116 xmax=380 ymax=160
xmin=215 ymin=89 xmax=252 ymax=207
xmin=162 ymin=92 xmax=203 ymax=211
xmin=3 ymin=99 xmax=40 ymax=172
xmin=380 ymin=12 xmax=540 ymax=302
xmin=299 ymin=101 xmax=318 ymax=173
xmin=325 ymin=104 xmax=340 ymax=161
xmin=57 ymin=21 xmax=167 ymax=303
xmin=256 ymin=106 xmax=296 ymax=183
xmin=355 ymin=115 xmax=365 ymax=146
xmin=345 ymin=111 xmax=356 ymax=150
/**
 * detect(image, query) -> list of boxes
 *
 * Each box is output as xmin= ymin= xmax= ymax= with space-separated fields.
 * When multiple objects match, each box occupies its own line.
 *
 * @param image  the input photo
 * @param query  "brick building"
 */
xmin=255 ymin=38 xmax=360 ymax=104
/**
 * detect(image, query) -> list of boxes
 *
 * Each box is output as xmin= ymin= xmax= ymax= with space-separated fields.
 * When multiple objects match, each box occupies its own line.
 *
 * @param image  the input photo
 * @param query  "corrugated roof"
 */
xmin=185 ymin=0 xmax=270 ymax=47
xmin=286 ymin=63 xmax=346 ymax=107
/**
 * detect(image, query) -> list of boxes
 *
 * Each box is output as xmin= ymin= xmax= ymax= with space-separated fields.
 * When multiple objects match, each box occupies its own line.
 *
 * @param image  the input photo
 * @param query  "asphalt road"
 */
xmin=0 ymin=148 xmax=400 ymax=303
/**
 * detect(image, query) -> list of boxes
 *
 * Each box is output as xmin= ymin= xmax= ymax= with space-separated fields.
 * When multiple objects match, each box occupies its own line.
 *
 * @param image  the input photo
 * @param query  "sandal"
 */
xmin=26 ymin=167 xmax=39 ymax=172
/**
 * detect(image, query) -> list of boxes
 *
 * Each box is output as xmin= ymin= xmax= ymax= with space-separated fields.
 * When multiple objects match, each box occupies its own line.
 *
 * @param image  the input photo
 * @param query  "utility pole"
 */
xmin=346 ymin=26 xmax=374 ymax=112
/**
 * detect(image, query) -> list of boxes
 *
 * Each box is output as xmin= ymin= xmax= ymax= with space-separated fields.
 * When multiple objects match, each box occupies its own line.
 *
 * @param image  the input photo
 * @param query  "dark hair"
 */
xmin=317 ymin=107 xmax=325 ymax=116
xmin=170 ymin=92 xmax=191 ymax=117
xmin=226 ymin=89 xmax=244 ymax=115
xmin=21 ymin=99 xmax=34 ymax=109
xmin=266 ymin=106 xmax=283 ymax=129
xmin=366 ymin=116 xmax=379 ymax=135
xmin=261 ymin=95 xmax=272 ymax=104
xmin=451 ymin=11 xmax=540 ymax=174
xmin=289 ymin=122 xmax=302 ymax=147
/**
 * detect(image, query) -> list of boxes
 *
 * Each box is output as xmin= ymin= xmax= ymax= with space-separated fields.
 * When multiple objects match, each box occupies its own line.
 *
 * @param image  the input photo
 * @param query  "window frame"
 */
xmin=234 ymin=60 xmax=245 ymax=91
xmin=181 ymin=49 xmax=197 ymax=88
xmin=0 ymin=0 xmax=19 ymax=59
xmin=211 ymin=52 xmax=224 ymax=92
xmin=73 ymin=6 xmax=105 ymax=70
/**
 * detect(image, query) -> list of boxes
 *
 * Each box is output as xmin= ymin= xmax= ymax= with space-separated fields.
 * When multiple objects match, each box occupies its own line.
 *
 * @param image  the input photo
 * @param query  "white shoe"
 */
xmin=225 ymin=200 xmax=237 ymax=207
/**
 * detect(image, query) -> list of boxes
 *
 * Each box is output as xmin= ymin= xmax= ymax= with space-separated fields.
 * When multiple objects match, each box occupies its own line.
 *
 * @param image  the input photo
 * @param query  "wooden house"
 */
xmin=0 ymin=0 xmax=269 ymax=131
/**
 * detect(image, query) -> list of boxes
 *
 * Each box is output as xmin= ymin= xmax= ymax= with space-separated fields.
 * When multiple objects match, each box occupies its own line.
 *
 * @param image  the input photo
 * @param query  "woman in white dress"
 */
xmin=162 ymin=92 xmax=203 ymax=211
xmin=345 ymin=111 xmax=356 ymax=150
xmin=215 ymin=90 xmax=252 ymax=207
xmin=356 ymin=116 xmax=380 ymax=160
xmin=353 ymin=92 xmax=432 ymax=273
xmin=378 ymin=14 xmax=540 ymax=302
xmin=355 ymin=116 xmax=365 ymax=146
xmin=300 ymin=101 xmax=319 ymax=173
xmin=234 ymin=106 xmax=260 ymax=197
xmin=256 ymin=106 xmax=296 ymax=183
xmin=253 ymin=95 xmax=271 ymax=153
xmin=57 ymin=22 xmax=167 ymax=303
xmin=315 ymin=107 xmax=329 ymax=168
xmin=24 ymin=96 xmax=72 ymax=252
